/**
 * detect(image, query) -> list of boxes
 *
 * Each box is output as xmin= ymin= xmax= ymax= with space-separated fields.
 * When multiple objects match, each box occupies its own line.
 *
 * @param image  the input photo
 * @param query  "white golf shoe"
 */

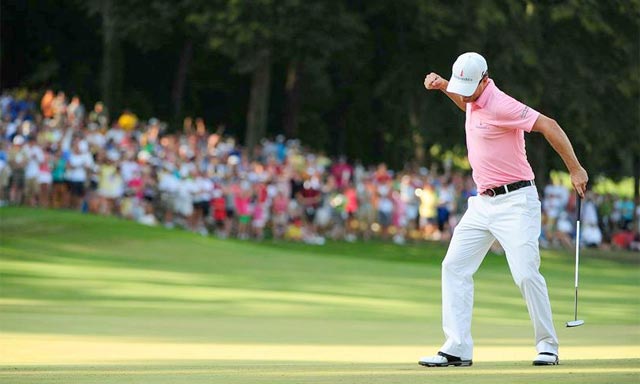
xmin=533 ymin=352 xmax=559 ymax=366
xmin=418 ymin=351 xmax=473 ymax=367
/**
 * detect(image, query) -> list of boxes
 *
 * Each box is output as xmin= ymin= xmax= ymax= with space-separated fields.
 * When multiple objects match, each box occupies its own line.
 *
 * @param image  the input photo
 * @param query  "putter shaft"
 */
xmin=568 ymin=194 xmax=584 ymax=327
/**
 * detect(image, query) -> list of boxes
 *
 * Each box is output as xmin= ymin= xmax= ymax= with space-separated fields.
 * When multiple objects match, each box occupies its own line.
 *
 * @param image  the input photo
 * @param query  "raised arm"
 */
xmin=424 ymin=72 xmax=467 ymax=112
xmin=531 ymin=114 xmax=589 ymax=197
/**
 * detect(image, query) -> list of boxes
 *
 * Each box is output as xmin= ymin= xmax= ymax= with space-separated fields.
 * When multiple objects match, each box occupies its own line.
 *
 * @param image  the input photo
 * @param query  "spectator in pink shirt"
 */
xmin=271 ymin=187 xmax=290 ymax=240
xmin=420 ymin=52 xmax=588 ymax=368
xmin=252 ymin=182 xmax=268 ymax=240
xmin=234 ymin=181 xmax=252 ymax=240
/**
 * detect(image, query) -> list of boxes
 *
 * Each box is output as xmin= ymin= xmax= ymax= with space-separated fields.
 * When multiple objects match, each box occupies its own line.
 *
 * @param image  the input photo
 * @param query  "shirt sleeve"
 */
xmin=494 ymin=94 xmax=540 ymax=132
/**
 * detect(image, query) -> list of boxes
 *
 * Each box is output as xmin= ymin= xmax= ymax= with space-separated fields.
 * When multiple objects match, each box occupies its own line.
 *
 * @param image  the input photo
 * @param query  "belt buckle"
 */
xmin=485 ymin=188 xmax=496 ymax=197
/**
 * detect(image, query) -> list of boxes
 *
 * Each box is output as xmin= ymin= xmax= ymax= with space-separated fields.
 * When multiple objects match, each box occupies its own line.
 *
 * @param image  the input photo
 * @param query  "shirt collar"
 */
xmin=472 ymin=79 xmax=495 ymax=109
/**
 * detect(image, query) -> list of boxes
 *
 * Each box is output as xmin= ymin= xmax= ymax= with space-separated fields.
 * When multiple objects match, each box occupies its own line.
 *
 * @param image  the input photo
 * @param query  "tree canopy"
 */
xmin=2 ymin=0 xmax=638 ymax=181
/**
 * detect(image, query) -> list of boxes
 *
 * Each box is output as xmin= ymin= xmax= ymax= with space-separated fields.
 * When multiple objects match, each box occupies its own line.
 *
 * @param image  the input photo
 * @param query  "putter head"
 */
xmin=566 ymin=320 xmax=585 ymax=327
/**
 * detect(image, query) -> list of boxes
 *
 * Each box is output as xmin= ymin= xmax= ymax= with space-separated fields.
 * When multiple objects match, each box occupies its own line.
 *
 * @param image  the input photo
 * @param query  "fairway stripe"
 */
xmin=2 ymin=367 xmax=640 ymax=376
xmin=2 ymin=333 xmax=639 ymax=365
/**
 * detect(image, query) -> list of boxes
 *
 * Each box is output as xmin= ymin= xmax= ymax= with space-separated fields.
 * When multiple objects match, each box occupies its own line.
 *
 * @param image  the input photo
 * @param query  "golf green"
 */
xmin=1 ymin=207 xmax=638 ymax=383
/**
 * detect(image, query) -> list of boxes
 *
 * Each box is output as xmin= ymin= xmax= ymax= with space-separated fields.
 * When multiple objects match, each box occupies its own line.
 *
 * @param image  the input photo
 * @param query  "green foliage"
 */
xmin=551 ymin=170 xmax=635 ymax=198
xmin=2 ymin=1 xmax=638 ymax=177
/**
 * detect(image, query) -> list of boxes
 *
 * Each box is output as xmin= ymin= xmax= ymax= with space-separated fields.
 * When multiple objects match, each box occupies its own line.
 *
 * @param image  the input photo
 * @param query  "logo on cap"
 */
xmin=460 ymin=69 xmax=464 ymax=77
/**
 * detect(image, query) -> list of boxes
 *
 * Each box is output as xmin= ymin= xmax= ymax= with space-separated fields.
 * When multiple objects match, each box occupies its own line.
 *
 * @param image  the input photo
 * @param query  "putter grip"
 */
xmin=576 ymin=192 xmax=581 ymax=220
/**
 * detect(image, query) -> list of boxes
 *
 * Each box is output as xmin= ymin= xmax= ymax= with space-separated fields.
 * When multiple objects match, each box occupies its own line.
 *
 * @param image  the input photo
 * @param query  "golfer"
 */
xmin=419 ymin=52 xmax=588 ymax=367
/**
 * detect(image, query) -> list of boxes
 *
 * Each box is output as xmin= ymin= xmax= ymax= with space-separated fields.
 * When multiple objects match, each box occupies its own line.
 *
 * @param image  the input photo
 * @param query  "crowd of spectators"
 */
xmin=1 ymin=89 xmax=638 ymax=252
xmin=541 ymin=179 xmax=639 ymax=251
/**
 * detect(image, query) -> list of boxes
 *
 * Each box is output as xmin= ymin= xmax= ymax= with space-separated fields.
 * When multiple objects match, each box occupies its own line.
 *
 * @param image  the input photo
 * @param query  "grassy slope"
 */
xmin=0 ymin=207 xmax=638 ymax=383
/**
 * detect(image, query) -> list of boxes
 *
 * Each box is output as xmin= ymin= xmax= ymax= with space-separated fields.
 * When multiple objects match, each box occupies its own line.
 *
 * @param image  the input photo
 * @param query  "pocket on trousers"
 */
xmin=524 ymin=190 xmax=541 ymax=207
xmin=523 ymin=190 xmax=542 ymax=217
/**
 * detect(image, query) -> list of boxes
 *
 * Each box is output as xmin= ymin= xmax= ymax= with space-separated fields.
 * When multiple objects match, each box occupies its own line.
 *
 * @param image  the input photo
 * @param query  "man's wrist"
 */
xmin=567 ymin=164 xmax=583 ymax=173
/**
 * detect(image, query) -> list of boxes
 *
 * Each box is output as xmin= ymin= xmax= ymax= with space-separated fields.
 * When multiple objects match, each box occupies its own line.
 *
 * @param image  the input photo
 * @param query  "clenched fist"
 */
xmin=424 ymin=72 xmax=447 ymax=91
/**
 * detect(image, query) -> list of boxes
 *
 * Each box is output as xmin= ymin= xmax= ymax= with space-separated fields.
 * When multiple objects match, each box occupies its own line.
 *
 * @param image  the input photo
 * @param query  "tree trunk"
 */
xmin=245 ymin=49 xmax=272 ymax=156
xmin=172 ymin=39 xmax=193 ymax=129
xmin=101 ymin=0 xmax=122 ymax=120
xmin=328 ymin=91 xmax=348 ymax=157
xmin=409 ymin=95 xmax=424 ymax=167
xmin=371 ymin=99 xmax=384 ymax=163
xmin=283 ymin=60 xmax=302 ymax=138
xmin=332 ymin=109 xmax=347 ymax=157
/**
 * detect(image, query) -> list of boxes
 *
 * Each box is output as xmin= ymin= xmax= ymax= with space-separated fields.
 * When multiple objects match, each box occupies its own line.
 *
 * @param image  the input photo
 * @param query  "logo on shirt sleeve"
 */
xmin=520 ymin=106 xmax=530 ymax=119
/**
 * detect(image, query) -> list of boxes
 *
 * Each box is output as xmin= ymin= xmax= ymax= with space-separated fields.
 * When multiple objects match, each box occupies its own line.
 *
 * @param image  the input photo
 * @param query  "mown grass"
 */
xmin=0 ymin=207 xmax=638 ymax=383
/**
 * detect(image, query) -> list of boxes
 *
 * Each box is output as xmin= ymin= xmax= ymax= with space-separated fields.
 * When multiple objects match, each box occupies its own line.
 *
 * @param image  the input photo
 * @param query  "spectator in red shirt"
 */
xmin=331 ymin=155 xmax=353 ymax=189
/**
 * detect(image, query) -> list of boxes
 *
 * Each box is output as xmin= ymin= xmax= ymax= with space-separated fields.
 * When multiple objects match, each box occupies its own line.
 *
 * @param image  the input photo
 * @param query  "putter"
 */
xmin=566 ymin=193 xmax=585 ymax=328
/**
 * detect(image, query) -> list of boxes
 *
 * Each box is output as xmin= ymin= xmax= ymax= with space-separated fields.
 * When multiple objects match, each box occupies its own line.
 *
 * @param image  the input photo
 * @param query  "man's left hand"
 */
xmin=570 ymin=167 xmax=589 ymax=198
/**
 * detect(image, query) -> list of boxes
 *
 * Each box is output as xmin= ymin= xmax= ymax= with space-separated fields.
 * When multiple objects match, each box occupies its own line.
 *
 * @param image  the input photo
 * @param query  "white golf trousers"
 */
xmin=440 ymin=186 xmax=559 ymax=360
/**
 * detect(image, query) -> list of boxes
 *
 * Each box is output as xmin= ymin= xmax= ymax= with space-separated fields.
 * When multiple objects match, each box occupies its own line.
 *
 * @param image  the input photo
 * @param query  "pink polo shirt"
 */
xmin=465 ymin=79 xmax=539 ymax=193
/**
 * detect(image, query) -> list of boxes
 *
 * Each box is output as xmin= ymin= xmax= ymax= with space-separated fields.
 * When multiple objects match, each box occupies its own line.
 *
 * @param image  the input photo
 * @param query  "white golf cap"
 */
xmin=446 ymin=52 xmax=488 ymax=97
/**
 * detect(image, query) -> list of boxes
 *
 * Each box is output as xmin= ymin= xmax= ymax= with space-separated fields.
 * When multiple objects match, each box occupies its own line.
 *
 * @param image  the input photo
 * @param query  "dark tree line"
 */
xmin=2 ymin=0 xmax=639 ymax=192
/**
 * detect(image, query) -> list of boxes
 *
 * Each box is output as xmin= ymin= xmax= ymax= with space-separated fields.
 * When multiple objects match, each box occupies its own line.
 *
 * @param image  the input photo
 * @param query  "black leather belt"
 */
xmin=481 ymin=180 xmax=535 ymax=197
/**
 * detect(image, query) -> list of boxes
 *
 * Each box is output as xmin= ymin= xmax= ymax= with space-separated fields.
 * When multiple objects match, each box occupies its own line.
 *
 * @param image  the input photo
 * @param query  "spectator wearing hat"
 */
xmin=299 ymin=173 xmax=323 ymax=244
